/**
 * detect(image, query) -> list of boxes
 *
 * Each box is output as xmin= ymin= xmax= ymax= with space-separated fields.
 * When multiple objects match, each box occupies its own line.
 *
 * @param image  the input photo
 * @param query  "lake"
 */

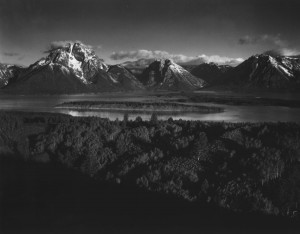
xmin=1 ymin=91 xmax=300 ymax=122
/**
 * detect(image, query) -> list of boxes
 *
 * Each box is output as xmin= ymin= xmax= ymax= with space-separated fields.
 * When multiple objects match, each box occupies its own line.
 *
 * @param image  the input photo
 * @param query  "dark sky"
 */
xmin=1 ymin=0 xmax=300 ymax=65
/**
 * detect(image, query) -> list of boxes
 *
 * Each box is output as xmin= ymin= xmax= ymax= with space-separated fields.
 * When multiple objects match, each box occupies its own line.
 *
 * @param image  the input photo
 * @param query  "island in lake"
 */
xmin=56 ymin=100 xmax=224 ymax=114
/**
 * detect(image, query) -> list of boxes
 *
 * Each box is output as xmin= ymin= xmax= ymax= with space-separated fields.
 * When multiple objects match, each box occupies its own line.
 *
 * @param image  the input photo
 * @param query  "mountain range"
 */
xmin=122 ymin=54 xmax=300 ymax=90
xmin=1 ymin=42 xmax=143 ymax=94
xmin=222 ymin=54 xmax=300 ymax=89
xmin=1 ymin=43 xmax=300 ymax=93
xmin=183 ymin=54 xmax=300 ymax=89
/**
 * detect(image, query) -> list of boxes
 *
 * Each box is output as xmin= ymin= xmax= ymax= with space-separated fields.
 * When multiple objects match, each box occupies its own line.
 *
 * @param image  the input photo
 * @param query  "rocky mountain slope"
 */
xmin=138 ymin=59 xmax=206 ymax=90
xmin=2 ymin=42 xmax=143 ymax=94
xmin=108 ymin=65 xmax=144 ymax=90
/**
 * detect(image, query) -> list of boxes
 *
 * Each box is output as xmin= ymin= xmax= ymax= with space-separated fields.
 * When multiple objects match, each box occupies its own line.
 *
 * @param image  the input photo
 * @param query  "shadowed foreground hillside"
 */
xmin=1 ymin=111 xmax=300 ymax=232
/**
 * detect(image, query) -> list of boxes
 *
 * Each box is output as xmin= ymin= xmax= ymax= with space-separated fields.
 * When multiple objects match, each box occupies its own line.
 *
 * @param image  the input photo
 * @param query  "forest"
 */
xmin=0 ymin=111 xmax=300 ymax=220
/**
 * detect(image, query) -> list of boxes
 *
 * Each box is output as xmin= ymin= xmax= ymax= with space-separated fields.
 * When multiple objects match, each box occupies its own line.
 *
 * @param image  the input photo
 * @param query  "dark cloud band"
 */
xmin=3 ymin=52 xmax=19 ymax=57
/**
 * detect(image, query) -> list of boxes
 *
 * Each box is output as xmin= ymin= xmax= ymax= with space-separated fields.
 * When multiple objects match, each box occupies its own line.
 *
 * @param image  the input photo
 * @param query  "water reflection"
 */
xmin=60 ymin=106 xmax=300 ymax=123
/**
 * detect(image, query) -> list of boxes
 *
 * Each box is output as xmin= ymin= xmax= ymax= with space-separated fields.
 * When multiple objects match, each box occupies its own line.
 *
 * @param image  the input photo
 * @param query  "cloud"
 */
xmin=110 ymin=49 xmax=244 ymax=66
xmin=238 ymin=34 xmax=287 ymax=47
xmin=46 ymin=40 xmax=94 ymax=52
xmin=239 ymin=34 xmax=300 ymax=57
xmin=182 ymin=55 xmax=244 ymax=66
xmin=122 ymin=58 xmax=156 ymax=68
xmin=17 ymin=55 xmax=25 ymax=61
xmin=3 ymin=52 xmax=19 ymax=57
xmin=111 ymin=49 xmax=170 ymax=60
xmin=263 ymin=48 xmax=300 ymax=57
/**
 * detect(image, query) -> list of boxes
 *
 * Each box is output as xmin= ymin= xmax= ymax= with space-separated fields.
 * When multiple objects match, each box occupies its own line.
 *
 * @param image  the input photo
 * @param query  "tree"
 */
xmin=190 ymin=132 xmax=209 ymax=161
xmin=150 ymin=113 xmax=158 ymax=124
xmin=122 ymin=113 xmax=129 ymax=127
xmin=135 ymin=116 xmax=143 ymax=122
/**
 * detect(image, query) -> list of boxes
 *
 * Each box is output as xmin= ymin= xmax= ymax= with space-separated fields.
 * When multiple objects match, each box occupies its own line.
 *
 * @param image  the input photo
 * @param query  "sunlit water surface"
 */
xmin=1 ymin=92 xmax=300 ymax=122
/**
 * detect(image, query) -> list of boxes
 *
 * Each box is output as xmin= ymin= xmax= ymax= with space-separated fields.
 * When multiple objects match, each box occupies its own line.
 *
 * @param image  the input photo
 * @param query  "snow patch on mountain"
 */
xmin=278 ymin=65 xmax=293 ymax=77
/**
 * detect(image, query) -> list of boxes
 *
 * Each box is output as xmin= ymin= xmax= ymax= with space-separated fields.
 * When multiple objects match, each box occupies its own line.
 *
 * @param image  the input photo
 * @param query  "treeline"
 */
xmin=0 ymin=111 xmax=300 ymax=217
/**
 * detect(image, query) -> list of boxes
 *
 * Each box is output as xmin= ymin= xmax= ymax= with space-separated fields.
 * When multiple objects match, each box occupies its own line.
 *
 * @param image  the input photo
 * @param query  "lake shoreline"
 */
xmin=1 ymin=91 xmax=300 ymax=122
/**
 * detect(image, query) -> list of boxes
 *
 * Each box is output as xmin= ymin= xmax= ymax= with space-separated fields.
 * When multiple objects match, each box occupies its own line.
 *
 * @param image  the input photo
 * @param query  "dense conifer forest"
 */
xmin=1 ymin=111 xmax=299 ymax=224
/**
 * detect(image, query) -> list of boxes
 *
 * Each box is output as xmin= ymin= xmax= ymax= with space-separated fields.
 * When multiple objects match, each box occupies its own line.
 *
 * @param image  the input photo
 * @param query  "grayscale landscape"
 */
xmin=1 ymin=0 xmax=300 ymax=233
